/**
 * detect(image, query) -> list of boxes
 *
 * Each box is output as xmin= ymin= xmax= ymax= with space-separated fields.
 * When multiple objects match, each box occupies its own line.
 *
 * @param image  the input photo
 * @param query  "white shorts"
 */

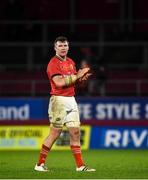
xmin=48 ymin=95 xmax=80 ymax=128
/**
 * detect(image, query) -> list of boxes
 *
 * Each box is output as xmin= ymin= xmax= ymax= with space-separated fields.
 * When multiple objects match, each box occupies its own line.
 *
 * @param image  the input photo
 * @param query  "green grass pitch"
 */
xmin=0 ymin=149 xmax=148 ymax=179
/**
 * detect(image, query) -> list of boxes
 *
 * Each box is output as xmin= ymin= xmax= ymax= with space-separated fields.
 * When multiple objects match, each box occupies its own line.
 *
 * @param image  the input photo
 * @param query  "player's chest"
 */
xmin=59 ymin=61 xmax=75 ymax=75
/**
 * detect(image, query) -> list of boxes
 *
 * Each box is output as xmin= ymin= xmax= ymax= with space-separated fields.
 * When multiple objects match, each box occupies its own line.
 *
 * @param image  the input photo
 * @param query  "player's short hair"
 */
xmin=54 ymin=36 xmax=69 ymax=45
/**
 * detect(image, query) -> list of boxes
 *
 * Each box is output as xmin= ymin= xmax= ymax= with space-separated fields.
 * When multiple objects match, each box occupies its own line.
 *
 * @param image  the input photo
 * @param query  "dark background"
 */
xmin=0 ymin=0 xmax=148 ymax=97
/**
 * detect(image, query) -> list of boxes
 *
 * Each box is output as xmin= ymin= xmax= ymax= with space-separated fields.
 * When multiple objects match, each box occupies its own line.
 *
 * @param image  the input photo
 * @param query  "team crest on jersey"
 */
xmin=70 ymin=64 xmax=74 ymax=70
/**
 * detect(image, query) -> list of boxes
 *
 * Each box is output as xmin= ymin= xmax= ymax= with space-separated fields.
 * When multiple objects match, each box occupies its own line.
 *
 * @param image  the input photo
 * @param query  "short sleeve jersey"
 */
xmin=47 ymin=55 xmax=77 ymax=96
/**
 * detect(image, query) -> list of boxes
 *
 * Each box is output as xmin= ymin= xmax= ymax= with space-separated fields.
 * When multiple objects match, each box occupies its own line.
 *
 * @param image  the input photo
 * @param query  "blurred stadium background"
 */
xmin=0 ymin=0 xmax=148 ymax=177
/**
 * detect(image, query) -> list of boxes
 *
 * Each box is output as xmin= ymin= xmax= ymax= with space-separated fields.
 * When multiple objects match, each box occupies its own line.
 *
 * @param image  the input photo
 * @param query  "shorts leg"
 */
xmin=48 ymin=96 xmax=66 ymax=128
xmin=65 ymin=110 xmax=80 ymax=128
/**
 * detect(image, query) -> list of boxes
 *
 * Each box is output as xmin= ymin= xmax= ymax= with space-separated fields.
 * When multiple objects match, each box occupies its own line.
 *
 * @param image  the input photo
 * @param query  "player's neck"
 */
xmin=56 ymin=54 xmax=66 ymax=61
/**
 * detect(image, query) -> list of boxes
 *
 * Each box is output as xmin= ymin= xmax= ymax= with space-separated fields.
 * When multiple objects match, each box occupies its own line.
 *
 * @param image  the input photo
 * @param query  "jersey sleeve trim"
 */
xmin=51 ymin=73 xmax=62 ymax=79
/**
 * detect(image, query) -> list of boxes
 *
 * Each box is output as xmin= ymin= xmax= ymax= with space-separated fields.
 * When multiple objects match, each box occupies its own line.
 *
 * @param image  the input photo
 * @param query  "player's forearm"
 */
xmin=64 ymin=75 xmax=78 ymax=86
xmin=53 ymin=75 xmax=79 ymax=88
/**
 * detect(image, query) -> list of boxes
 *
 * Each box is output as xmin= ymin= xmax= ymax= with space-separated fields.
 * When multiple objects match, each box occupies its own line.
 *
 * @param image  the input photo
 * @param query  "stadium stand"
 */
xmin=0 ymin=0 xmax=148 ymax=97
xmin=0 ymin=69 xmax=147 ymax=97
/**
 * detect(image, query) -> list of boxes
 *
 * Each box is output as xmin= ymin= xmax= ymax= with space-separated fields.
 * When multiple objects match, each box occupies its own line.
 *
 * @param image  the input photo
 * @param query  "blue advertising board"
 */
xmin=77 ymin=97 xmax=148 ymax=120
xmin=0 ymin=98 xmax=48 ymax=121
xmin=90 ymin=127 xmax=148 ymax=149
xmin=0 ymin=97 xmax=148 ymax=121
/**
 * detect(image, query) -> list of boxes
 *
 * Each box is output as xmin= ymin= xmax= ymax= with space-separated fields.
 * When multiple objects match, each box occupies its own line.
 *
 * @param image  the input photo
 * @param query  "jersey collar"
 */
xmin=55 ymin=54 xmax=66 ymax=61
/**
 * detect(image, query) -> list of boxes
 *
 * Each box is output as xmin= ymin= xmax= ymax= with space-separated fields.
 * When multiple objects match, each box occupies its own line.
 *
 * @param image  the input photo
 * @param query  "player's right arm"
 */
xmin=52 ymin=67 xmax=90 ymax=88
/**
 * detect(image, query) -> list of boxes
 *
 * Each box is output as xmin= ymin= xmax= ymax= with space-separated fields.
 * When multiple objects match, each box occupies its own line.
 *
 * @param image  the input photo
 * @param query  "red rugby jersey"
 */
xmin=47 ymin=55 xmax=77 ymax=96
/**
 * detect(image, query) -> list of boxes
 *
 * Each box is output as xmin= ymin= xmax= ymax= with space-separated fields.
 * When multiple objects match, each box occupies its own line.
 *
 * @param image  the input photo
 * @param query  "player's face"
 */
xmin=54 ymin=41 xmax=69 ymax=58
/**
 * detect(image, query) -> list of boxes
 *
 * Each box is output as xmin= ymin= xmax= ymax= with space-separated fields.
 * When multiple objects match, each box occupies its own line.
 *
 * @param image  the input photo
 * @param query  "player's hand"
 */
xmin=77 ymin=67 xmax=90 ymax=79
xmin=81 ymin=72 xmax=92 ymax=81
xmin=79 ymin=72 xmax=92 ymax=82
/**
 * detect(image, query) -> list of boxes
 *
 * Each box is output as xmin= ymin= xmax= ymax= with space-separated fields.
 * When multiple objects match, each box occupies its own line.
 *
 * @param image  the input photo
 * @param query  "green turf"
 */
xmin=0 ymin=150 xmax=148 ymax=179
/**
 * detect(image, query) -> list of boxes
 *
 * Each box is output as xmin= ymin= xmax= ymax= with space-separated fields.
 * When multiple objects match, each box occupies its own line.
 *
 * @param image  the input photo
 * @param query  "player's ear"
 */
xmin=54 ymin=44 xmax=56 ymax=51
